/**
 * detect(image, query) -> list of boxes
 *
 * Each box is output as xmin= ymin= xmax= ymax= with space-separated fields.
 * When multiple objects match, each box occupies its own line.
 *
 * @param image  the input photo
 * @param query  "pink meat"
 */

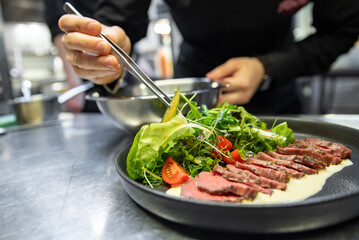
xmin=180 ymin=177 xmax=243 ymax=202
xmin=288 ymin=140 xmax=342 ymax=164
xmin=267 ymin=151 xmax=326 ymax=170
xmin=303 ymin=138 xmax=352 ymax=159
xmin=277 ymin=146 xmax=333 ymax=166
xmin=247 ymin=158 xmax=305 ymax=179
xmin=234 ymin=161 xmax=289 ymax=183
xmin=257 ymin=152 xmax=318 ymax=175
xmin=197 ymin=172 xmax=258 ymax=200
xmin=226 ymin=164 xmax=287 ymax=190
xmin=213 ymin=165 xmax=273 ymax=195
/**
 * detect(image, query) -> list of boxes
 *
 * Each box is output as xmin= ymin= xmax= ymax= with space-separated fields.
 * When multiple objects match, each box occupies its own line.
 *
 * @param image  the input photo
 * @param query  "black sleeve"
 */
xmin=43 ymin=0 xmax=98 ymax=40
xmin=43 ymin=0 xmax=66 ymax=40
xmin=94 ymin=0 xmax=152 ymax=45
xmin=260 ymin=0 xmax=359 ymax=84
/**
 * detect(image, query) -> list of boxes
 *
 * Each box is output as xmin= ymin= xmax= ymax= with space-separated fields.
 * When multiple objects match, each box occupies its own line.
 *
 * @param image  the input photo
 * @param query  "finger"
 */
xmin=206 ymin=60 xmax=239 ymax=80
xmin=63 ymin=32 xmax=111 ymax=55
xmin=218 ymin=91 xmax=251 ymax=106
xmin=72 ymin=66 xmax=123 ymax=85
xmin=218 ymin=76 xmax=248 ymax=94
xmin=66 ymin=50 xmax=121 ymax=71
xmin=102 ymin=26 xmax=132 ymax=55
xmin=59 ymin=15 xmax=102 ymax=36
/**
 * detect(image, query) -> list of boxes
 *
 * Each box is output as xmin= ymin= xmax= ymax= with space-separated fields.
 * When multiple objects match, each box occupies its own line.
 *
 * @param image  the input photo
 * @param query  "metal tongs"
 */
xmin=63 ymin=2 xmax=172 ymax=107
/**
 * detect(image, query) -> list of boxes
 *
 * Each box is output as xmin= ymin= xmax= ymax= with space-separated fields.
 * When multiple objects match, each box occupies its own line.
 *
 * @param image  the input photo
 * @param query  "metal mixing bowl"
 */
xmin=86 ymin=78 xmax=224 ymax=134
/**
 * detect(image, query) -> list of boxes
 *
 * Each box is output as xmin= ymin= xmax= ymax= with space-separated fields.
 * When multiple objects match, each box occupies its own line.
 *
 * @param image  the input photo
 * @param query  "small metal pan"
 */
xmin=115 ymin=117 xmax=359 ymax=233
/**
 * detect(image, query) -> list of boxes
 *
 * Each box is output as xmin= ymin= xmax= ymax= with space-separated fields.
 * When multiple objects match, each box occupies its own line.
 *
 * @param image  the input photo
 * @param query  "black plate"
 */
xmin=115 ymin=117 xmax=359 ymax=233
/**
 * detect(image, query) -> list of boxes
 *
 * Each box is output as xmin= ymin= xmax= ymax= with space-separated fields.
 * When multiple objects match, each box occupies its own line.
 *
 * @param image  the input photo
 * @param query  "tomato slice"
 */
xmin=161 ymin=156 xmax=191 ymax=185
xmin=223 ymin=149 xmax=245 ymax=164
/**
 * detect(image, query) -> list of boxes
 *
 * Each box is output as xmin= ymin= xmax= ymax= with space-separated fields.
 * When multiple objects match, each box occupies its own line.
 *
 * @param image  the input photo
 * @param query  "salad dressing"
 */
xmin=166 ymin=160 xmax=353 ymax=204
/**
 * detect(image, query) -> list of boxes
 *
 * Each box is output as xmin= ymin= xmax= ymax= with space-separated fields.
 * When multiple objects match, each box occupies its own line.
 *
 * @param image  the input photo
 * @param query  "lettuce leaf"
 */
xmin=126 ymin=114 xmax=194 ymax=181
xmin=271 ymin=122 xmax=295 ymax=146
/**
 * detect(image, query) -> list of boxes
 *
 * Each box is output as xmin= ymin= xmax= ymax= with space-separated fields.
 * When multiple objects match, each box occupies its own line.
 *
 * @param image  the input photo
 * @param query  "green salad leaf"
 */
xmin=126 ymin=114 xmax=194 ymax=185
xmin=271 ymin=122 xmax=296 ymax=147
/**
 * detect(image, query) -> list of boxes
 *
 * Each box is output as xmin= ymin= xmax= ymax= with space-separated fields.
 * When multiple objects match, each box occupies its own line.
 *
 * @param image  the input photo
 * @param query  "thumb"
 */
xmin=206 ymin=61 xmax=237 ymax=80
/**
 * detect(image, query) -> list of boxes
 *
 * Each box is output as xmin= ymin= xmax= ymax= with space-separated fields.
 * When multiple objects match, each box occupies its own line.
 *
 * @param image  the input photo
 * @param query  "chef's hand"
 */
xmin=206 ymin=57 xmax=265 ymax=105
xmin=58 ymin=14 xmax=131 ymax=85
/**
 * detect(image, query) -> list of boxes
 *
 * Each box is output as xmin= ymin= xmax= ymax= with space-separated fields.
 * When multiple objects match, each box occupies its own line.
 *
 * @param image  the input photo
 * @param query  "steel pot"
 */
xmin=7 ymin=81 xmax=95 ymax=125
xmin=8 ymin=93 xmax=61 ymax=125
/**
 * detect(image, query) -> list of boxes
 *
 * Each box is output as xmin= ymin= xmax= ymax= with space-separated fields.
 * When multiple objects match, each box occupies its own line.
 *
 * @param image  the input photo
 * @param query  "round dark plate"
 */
xmin=115 ymin=117 xmax=359 ymax=233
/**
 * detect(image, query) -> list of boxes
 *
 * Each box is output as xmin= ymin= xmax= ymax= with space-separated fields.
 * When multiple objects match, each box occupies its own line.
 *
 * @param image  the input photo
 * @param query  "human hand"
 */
xmin=206 ymin=57 xmax=265 ymax=105
xmin=58 ymin=14 xmax=131 ymax=85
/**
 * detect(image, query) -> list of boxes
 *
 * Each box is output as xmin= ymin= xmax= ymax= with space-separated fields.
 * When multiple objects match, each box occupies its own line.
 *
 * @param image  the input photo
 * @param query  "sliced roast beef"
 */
xmin=267 ymin=151 xmax=326 ymax=170
xmin=246 ymin=158 xmax=305 ymax=179
xmin=288 ymin=140 xmax=342 ymax=164
xmin=197 ymin=172 xmax=258 ymax=200
xmin=303 ymin=138 xmax=352 ymax=159
xmin=257 ymin=152 xmax=318 ymax=175
xmin=225 ymin=164 xmax=287 ymax=190
xmin=277 ymin=146 xmax=334 ymax=166
xmin=180 ymin=177 xmax=243 ymax=202
xmin=213 ymin=165 xmax=273 ymax=195
xmin=234 ymin=161 xmax=289 ymax=183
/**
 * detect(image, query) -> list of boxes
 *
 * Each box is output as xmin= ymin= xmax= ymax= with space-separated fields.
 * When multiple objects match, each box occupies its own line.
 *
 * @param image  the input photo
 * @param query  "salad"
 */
xmin=126 ymin=89 xmax=295 ymax=188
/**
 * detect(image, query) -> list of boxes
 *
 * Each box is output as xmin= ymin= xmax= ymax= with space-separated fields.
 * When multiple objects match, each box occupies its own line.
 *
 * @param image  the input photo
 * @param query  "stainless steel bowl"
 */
xmin=8 ymin=93 xmax=60 ymax=125
xmin=86 ymin=78 xmax=224 ymax=133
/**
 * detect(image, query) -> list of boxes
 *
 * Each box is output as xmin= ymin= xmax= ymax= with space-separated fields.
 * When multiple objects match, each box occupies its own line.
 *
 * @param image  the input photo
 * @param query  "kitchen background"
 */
xmin=0 ymin=0 xmax=358 ymax=116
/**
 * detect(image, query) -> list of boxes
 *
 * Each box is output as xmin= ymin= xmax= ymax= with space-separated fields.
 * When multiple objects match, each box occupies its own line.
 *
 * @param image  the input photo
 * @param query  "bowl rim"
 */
xmin=8 ymin=93 xmax=59 ymax=104
xmin=85 ymin=77 xmax=224 ymax=102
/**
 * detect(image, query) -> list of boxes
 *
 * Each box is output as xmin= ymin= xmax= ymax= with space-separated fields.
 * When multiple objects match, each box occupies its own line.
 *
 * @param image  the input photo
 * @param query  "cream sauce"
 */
xmin=166 ymin=160 xmax=353 ymax=204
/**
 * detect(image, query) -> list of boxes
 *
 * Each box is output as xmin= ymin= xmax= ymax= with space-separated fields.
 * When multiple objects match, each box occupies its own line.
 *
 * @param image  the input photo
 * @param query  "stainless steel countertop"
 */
xmin=1 ymin=113 xmax=359 ymax=240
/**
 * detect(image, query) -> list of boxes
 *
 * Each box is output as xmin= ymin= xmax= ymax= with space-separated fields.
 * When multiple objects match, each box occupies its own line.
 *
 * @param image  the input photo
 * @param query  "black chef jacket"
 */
xmin=44 ymin=0 xmax=98 ymax=41
xmin=91 ymin=1 xmax=359 ymax=113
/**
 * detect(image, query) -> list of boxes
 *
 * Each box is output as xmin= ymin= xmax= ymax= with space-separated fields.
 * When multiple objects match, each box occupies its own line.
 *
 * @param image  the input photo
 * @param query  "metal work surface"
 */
xmin=1 ymin=113 xmax=359 ymax=240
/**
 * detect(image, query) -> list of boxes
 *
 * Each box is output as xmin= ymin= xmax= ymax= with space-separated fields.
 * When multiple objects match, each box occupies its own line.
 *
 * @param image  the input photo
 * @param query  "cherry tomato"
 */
xmin=217 ymin=136 xmax=232 ymax=151
xmin=222 ymin=152 xmax=234 ymax=164
xmin=230 ymin=149 xmax=245 ymax=163
xmin=223 ymin=149 xmax=245 ymax=164
xmin=161 ymin=156 xmax=191 ymax=185
xmin=210 ymin=136 xmax=233 ymax=158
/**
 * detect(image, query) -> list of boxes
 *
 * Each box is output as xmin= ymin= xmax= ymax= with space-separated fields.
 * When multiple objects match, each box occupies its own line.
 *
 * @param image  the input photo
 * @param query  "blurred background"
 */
xmin=0 ymin=0 xmax=358 ymax=116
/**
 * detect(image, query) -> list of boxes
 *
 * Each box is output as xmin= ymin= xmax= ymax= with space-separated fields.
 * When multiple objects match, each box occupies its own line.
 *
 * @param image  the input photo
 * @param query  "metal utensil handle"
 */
xmin=63 ymin=2 xmax=171 ymax=108
xmin=57 ymin=81 xmax=94 ymax=104
xmin=63 ymin=2 xmax=83 ymax=17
